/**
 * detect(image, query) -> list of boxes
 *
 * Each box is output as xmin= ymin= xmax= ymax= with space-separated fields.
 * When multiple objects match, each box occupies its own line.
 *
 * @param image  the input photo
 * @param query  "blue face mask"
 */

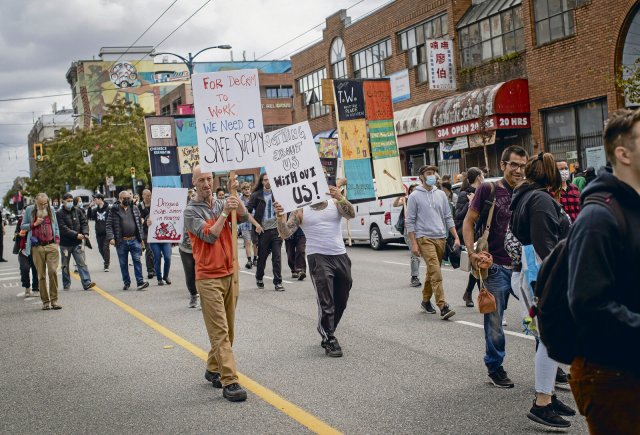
xmin=426 ymin=175 xmax=437 ymax=186
xmin=64 ymin=202 xmax=73 ymax=210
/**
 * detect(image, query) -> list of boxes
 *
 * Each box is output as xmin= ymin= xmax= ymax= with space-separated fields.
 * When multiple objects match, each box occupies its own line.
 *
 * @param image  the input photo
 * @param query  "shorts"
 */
xmin=240 ymin=227 xmax=252 ymax=243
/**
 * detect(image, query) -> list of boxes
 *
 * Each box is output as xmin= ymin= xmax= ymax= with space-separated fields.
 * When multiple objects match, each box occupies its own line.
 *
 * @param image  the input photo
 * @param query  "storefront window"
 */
xmin=297 ymin=68 xmax=329 ymax=119
xmin=398 ymin=14 xmax=449 ymax=83
xmin=534 ymin=0 xmax=575 ymax=45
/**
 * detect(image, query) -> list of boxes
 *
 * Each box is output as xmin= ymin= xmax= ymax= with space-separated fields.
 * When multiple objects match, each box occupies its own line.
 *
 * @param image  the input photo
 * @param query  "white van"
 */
xmin=341 ymin=176 xmax=420 ymax=250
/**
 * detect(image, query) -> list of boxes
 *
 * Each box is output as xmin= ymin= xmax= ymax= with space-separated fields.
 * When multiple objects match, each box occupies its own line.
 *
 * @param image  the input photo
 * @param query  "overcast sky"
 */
xmin=0 ymin=0 xmax=390 ymax=198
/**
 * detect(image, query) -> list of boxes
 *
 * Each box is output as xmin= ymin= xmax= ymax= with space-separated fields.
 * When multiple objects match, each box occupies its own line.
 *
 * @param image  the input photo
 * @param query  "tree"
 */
xmin=27 ymin=100 xmax=150 ymax=198
xmin=616 ymin=58 xmax=640 ymax=105
xmin=2 ymin=176 xmax=27 ymax=213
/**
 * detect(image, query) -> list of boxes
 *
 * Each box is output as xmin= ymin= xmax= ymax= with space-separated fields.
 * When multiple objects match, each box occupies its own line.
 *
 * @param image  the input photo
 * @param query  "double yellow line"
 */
xmin=75 ymin=276 xmax=340 ymax=434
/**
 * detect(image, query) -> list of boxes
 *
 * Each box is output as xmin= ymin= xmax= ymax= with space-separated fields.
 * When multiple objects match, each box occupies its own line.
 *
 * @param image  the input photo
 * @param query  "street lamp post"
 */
xmin=153 ymin=45 xmax=232 ymax=76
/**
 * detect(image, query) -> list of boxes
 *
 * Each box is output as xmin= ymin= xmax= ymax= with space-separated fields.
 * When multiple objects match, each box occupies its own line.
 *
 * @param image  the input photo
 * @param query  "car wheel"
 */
xmin=369 ymin=226 xmax=384 ymax=250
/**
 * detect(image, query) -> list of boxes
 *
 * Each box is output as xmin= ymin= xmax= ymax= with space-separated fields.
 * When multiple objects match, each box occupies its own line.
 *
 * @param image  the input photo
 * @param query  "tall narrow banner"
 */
xmin=147 ymin=188 xmax=189 ymax=243
xmin=333 ymin=79 xmax=375 ymax=203
xmin=192 ymin=69 xmax=265 ymax=172
xmin=262 ymin=121 xmax=330 ymax=213
xmin=427 ymin=39 xmax=456 ymax=91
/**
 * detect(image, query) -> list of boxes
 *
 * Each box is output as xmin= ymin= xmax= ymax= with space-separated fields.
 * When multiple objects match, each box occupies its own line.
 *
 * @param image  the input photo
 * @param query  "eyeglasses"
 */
xmin=503 ymin=161 xmax=526 ymax=171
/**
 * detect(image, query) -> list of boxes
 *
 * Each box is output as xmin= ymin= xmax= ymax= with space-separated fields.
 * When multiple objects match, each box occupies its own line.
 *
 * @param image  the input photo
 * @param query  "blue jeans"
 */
xmin=483 ymin=264 xmax=512 ymax=374
xmin=115 ymin=239 xmax=144 ymax=286
xmin=149 ymin=243 xmax=172 ymax=281
xmin=60 ymin=244 xmax=92 ymax=289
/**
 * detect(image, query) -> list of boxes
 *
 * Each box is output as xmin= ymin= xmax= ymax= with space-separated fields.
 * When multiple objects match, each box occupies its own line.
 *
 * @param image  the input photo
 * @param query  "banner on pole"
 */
xmin=147 ymin=188 xmax=188 ymax=243
xmin=262 ymin=121 xmax=330 ymax=213
xmin=192 ymin=69 xmax=266 ymax=172
xmin=318 ymin=138 xmax=339 ymax=158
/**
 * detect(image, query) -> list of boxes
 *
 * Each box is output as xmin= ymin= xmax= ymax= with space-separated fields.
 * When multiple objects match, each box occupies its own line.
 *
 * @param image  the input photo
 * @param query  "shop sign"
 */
xmin=440 ymin=136 xmax=469 ymax=153
xmin=435 ymin=115 xmax=530 ymax=139
xmin=427 ymin=40 xmax=456 ymax=90
xmin=388 ymin=69 xmax=410 ymax=103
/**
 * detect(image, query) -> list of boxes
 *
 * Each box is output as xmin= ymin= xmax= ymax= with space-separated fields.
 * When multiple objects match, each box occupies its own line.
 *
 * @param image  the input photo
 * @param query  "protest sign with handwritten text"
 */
xmin=192 ymin=70 xmax=265 ymax=172
xmin=263 ymin=121 xmax=330 ymax=213
xmin=147 ymin=188 xmax=188 ymax=243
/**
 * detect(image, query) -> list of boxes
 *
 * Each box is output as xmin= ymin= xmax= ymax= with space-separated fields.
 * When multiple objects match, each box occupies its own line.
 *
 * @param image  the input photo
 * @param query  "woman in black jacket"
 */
xmin=509 ymin=153 xmax=574 ymax=428
xmin=454 ymin=167 xmax=483 ymax=307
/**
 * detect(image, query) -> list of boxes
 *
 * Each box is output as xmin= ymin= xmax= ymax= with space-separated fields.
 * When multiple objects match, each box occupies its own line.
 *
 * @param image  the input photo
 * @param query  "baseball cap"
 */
xmin=93 ymin=193 xmax=104 ymax=200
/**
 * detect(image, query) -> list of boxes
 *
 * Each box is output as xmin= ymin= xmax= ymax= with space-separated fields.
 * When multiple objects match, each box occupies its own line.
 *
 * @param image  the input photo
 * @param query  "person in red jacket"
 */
xmin=184 ymin=166 xmax=249 ymax=403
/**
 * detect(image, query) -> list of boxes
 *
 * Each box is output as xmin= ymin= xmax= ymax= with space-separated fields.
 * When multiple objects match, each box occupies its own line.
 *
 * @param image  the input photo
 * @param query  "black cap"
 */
xmin=93 ymin=193 xmax=104 ymax=200
xmin=62 ymin=193 xmax=73 ymax=200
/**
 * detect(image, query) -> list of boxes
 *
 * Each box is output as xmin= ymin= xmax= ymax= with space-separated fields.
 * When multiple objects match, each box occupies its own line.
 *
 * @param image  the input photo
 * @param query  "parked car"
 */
xmin=341 ymin=176 xmax=420 ymax=250
xmin=452 ymin=177 xmax=502 ymax=198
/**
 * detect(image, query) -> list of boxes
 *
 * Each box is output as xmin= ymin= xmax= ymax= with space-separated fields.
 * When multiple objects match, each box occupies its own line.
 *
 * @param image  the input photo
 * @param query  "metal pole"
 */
xmin=132 ymin=176 xmax=137 ymax=195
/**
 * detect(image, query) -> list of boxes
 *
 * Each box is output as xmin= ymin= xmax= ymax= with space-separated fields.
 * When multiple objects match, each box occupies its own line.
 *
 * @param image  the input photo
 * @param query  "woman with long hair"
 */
xmin=509 ymin=152 xmax=575 ymax=428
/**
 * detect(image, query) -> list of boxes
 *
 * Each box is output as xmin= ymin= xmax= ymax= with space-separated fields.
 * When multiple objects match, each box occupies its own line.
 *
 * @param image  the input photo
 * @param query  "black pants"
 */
xmin=308 ymin=253 xmax=352 ymax=341
xmin=285 ymin=234 xmax=306 ymax=274
xmin=179 ymin=249 xmax=197 ymax=296
xmin=0 ymin=231 xmax=4 ymax=260
xmin=96 ymin=233 xmax=110 ymax=268
xmin=142 ymin=241 xmax=155 ymax=276
xmin=255 ymin=228 xmax=282 ymax=285
xmin=465 ymin=272 xmax=480 ymax=294
xmin=19 ymin=252 xmax=38 ymax=291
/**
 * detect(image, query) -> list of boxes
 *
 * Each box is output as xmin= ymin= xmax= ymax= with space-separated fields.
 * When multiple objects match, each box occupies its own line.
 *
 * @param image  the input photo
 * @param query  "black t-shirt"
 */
xmin=121 ymin=206 xmax=137 ymax=237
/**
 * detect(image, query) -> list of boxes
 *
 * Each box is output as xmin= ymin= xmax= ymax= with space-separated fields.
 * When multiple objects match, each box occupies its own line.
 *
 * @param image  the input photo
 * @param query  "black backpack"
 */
xmin=534 ymin=193 xmax=627 ymax=364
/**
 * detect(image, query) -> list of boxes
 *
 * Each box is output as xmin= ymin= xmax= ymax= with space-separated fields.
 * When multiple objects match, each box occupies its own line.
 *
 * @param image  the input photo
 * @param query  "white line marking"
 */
xmin=0 ymin=271 xmax=20 ymax=275
xmin=383 ymin=260 xmax=456 ymax=272
xmin=0 ymin=276 xmax=21 ymax=281
xmin=455 ymin=320 xmax=535 ymax=341
xmin=239 ymin=270 xmax=293 ymax=284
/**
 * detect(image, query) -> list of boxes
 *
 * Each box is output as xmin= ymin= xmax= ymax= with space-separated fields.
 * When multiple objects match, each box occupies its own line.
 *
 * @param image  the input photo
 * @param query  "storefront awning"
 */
xmin=430 ymin=78 xmax=530 ymax=139
xmin=394 ymin=101 xmax=436 ymax=135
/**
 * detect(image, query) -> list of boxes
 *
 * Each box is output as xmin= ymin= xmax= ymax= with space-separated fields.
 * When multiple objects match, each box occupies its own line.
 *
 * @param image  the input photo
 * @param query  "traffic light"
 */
xmin=33 ymin=143 xmax=43 ymax=161
xmin=130 ymin=167 xmax=136 ymax=178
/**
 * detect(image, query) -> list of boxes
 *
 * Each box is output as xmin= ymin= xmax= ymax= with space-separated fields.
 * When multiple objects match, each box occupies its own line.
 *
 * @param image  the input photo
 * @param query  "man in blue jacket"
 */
xmin=567 ymin=109 xmax=640 ymax=434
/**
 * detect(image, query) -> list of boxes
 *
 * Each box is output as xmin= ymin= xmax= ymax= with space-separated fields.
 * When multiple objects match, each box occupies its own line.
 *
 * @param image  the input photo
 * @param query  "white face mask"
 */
xmin=560 ymin=169 xmax=570 ymax=182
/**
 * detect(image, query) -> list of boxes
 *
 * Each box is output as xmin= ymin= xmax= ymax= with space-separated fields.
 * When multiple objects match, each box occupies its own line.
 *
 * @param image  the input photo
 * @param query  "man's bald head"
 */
xmin=192 ymin=165 xmax=214 ymax=200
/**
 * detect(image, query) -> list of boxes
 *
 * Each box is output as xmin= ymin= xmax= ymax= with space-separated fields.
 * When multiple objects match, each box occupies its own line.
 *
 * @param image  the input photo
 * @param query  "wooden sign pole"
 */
xmin=230 ymin=170 xmax=240 ymax=295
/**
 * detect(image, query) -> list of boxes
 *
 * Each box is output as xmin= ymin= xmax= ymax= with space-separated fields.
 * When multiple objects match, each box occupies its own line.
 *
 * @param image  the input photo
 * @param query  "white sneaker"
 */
xmin=24 ymin=288 xmax=32 ymax=298
xmin=502 ymin=319 xmax=508 ymax=326
xmin=104 ymin=267 xmax=109 ymax=272
xmin=188 ymin=294 xmax=199 ymax=308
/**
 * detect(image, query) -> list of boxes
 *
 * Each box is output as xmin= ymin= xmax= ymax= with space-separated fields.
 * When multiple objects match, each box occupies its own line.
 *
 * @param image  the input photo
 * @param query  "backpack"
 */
xmin=534 ymin=193 xmax=627 ymax=364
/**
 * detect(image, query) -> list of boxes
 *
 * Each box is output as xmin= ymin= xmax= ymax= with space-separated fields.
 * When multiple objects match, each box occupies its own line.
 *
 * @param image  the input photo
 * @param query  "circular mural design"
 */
xmin=109 ymin=62 xmax=138 ymax=88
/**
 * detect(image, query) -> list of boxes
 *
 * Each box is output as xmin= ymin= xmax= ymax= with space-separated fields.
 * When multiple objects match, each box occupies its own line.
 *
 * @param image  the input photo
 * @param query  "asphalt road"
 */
xmin=0 ymin=232 xmax=588 ymax=434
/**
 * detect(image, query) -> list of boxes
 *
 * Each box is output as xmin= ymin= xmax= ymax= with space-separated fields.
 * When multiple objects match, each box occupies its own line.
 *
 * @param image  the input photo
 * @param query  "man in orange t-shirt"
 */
xmin=184 ymin=166 xmax=249 ymax=402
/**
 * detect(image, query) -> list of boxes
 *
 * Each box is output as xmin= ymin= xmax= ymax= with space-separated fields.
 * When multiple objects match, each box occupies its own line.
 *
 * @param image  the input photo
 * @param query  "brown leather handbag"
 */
xmin=476 ymin=271 xmax=497 ymax=314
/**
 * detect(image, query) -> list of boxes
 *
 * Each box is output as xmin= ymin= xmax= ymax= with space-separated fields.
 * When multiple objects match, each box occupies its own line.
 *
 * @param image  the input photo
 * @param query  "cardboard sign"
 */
xmin=147 ymin=188 xmax=188 ymax=243
xmin=262 ymin=121 xmax=330 ymax=213
xmin=318 ymin=138 xmax=339 ymax=158
xmin=192 ymin=69 xmax=265 ymax=172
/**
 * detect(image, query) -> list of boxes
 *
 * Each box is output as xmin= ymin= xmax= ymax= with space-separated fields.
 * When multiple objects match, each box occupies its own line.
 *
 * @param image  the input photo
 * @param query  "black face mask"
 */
xmin=122 ymin=199 xmax=131 ymax=206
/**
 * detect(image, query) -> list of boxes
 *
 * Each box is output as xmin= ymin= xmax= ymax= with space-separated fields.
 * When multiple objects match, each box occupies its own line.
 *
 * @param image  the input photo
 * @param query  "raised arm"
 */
xmin=274 ymin=202 xmax=301 ymax=239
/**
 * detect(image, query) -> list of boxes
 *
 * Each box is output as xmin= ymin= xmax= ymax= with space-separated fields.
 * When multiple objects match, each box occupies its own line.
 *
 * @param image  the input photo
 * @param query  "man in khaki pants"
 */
xmin=405 ymin=165 xmax=460 ymax=320
xmin=184 ymin=166 xmax=249 ymax=403
xmin=21 ymin=193 xmax=61 ymax=310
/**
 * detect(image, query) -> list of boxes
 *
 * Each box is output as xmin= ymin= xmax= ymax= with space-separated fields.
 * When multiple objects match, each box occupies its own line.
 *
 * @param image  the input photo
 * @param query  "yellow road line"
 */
xmin=75 ymin=275 xmax=340 ymax=434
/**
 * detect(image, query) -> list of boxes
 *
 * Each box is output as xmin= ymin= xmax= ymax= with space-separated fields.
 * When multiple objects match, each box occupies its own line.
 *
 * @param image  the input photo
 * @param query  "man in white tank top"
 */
xmin=274 ymin=181 xmax=355 ymax=357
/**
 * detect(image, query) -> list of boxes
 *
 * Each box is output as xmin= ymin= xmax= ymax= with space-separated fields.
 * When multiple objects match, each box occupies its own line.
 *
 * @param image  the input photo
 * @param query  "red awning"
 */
xmin=431 ymin=79 xmax=530 ymax=139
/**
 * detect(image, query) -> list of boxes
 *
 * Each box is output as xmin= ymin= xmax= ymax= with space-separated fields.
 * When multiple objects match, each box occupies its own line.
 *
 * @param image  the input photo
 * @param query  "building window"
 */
xmin=297 ymin=68 xmax=329 ymax=119
xmin=458 ymin=6 xmax=524 ymax=68
xmin=265 ymin=87 xmax=293 ymax=99
xmin=352 ymin=39 xmax=392 ymax=79
xmin=331 ymin=38 xmax=347 ymax=79
xmin=543 ymin=98 xmax=607 ymax=166
xmin=534 ymin=0 xmax=575 ymax=45
xmin=398 ymin=14 xmax=448 ymax=83
xmin=171 ymin=97 xmax=182 ymax=113
xmin=161 ymin=105 xmax=171 ymax=115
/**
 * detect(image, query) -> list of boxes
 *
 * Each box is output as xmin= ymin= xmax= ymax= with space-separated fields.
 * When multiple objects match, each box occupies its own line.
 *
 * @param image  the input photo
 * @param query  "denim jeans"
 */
xmin=403 ymin=233 xmax=420 ymax=278
xmin=483 ymin=264 xmax=512 ymax=374
xmin=149 ymin=243 xmax=172 ymax=281
xmin=60 ymin=244 xmax=92 ymax=289
xmin=115 ymin=239 xmax=144 ymax=286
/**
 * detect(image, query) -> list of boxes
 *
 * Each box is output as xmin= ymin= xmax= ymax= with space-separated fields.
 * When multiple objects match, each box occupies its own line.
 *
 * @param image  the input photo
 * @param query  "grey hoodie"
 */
xmin=405 ymin=185 xmax=454 ymax=239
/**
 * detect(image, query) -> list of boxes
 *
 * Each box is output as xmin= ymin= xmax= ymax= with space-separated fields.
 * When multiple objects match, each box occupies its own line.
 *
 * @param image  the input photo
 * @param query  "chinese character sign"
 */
xmin=191 ymin=70 xmax=266 ymax=172
xmin=428 ymin=39 xmax=456 ymax=91
xmin=147 ymin=188 xmax=189 ymax=243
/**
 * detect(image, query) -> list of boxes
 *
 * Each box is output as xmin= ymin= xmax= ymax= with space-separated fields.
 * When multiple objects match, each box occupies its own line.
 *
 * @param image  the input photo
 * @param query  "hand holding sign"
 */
xmin=273 ymin=201 xmax=285 ymax=217
xmin=327 ymin=186 xmax=344 ymax=201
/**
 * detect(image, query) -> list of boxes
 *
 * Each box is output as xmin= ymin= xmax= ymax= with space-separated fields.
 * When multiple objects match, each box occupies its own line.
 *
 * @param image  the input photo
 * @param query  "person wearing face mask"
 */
xmin=106 ymin=191 xmax=149 ymax=291
xmin=88 ymin=193 xmax=111 ymax=272
xmin=405 ymin=165 xmax=460 ymax=320
xmin=556 ymin=160 xmax=581 ymax=222
xmin=56 ymin=193 xmax=96 ymax=291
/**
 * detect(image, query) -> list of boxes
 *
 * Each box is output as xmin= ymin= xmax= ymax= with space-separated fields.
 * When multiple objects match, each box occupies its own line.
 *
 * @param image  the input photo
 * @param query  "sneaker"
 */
xmin=252 ymin=257 xmax=258 ymax=267
xmin=555 ymin=368 xmax=569 ymax=387
xmin=188 ymin=295 xmax=199 ymax=308
xmin=164 ymin=278 xmax=172 ymax=285
xmin=158 ymin=280 xmax=164 ymax=286
xmin=298 ymin=271 xmax=306 ymax=281
xmin=410 ymin=276 xmax=422 ymax=287
xmin=488 ymin=366 xmax=514 ymax=388
xmin=245 ymin=260 xmax=252 ymax=270
xmin=527 ymin=401 xmax=571 ymax=428
xmin=274 ymin=283 xmax=285 ymax=292
xmin=204 ymin=370 xmax=222 ymax=389
xmin=322 ymin=338 xmax=343 ymax=357
xmin=63 ymin=286 xmax=70 ymax=291
xmin=421 ymin=301 xmax=436 ymax=314
xmin=147 ymin=273 xmax=155 ymax=279
xmin=42 ymin=302 xmax=51 ymax=310
xmin=292 ymin=272 xmax=299 ymax=279
xmin=104 ymin=267 xmax=109 ymax=272
xmin=24 ymin=288 xmax=32 ymax=298
xmin=137 ymin=282 xmax=149 ymax=291
xmin=463 ymin=292 xmax=474 ymax=307
xmin=256 ymin=280 xmax=264 ymax=289
xmin=502 ymin=319 xmax=508 ymax=326
xmin=123 ymin=284 xmax=130 ymax=291
xmin=51 ymin=303 xmax=62 ymax=310
xmin=222 ymin=383 xmax=247 ymax=402
xmin=551 ymin=394 xmax=576 ymax=416
xmin=84 ymin=282 xmax=96 ymax=291
xmin=440 ymin=304 xmax=456 ymax=320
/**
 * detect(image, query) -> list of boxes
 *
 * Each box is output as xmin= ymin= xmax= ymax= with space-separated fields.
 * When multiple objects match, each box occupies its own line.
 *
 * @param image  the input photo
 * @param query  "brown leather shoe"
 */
xmin=42 ymin=303 xmax=51 ymax=310
xmin=51 ymin=303 xmax=62 ymax=310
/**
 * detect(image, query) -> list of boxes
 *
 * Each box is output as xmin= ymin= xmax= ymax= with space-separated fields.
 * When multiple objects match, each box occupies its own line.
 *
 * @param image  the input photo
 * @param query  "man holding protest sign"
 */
xmin=184 ymin=165 xmax=248 ymax=402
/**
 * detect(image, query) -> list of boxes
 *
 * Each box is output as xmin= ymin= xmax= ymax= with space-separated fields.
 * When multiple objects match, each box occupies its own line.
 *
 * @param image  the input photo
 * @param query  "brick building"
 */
xmin=291 ymin=0 xmax=639 ymax=177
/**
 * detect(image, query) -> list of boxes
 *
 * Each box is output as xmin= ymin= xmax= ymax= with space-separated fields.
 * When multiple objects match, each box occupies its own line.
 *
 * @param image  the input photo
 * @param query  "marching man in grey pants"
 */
xmin=274 ymin=179 xmax=355 ymax=357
